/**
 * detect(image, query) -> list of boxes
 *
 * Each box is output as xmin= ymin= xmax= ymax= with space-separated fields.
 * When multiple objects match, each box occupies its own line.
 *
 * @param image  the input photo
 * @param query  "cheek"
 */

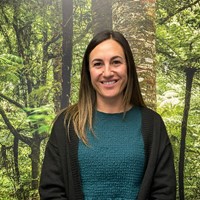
xmin=89 ymin=69 xmax=98 ymax=88
xmin=90 ymin=69 xmax=100 ymax=81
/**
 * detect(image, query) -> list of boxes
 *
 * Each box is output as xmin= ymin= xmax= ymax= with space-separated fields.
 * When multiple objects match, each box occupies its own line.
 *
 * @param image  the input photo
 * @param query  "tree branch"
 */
xmin=73 ymin=21 xmax=93 ymax=45
xmin=159 ymin=0 xmax=200 ymax=25
xmin=0 ymin=106 xmax=32 ymax=146
xmin=45 ymin=33 xmax=62 ymax=50
xmin=156 ymin=36 xmax=183 ymax=60
xmin=0 ymin=93 xmax=28 ymax=113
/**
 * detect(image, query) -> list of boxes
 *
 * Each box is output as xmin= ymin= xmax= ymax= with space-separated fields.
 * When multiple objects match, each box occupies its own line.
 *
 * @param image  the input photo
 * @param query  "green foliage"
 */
xmin=70 ymin=0 xmax=93 ymax=104
xmin=25 ymin=105 xmax=55 ymax=135
xmin=157 ymin=67 xmax=200 ymax=199
xmin=156 ymin=0 xmax=200 ymax=198
xmin=157 ymin=1 xmax=200 ymax=71
xmin=0 ymin=0 xmax=61 ymax=198
xmin=0 ymin=54 xmax=23 ymax=83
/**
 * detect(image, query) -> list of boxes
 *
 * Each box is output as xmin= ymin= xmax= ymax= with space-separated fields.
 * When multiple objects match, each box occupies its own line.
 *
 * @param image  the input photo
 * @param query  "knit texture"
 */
xmin=78 ymin=107 xmax=145 ymax=199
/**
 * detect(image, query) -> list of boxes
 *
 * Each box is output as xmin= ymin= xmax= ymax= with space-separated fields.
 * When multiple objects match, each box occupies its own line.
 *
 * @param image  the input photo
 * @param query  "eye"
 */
xmin=112 ymin=59 xmax=121 ymax=66
xmin=93 ymin=62 xmax=103 ymax=68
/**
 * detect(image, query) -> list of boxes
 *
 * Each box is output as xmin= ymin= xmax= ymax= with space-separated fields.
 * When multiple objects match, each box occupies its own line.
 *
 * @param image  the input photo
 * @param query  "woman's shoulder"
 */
xmin=55 ymin=108 xmax=67 ymax=121
xmin=140 ymin=106 xmax=166 ymax=133
xmin=141 ymin=106 xmax=162 ymax=120
xmin=52 ymin=105 xmax=78 ymax=139
xmin=53 ymin=104 xmax=77 ymax=126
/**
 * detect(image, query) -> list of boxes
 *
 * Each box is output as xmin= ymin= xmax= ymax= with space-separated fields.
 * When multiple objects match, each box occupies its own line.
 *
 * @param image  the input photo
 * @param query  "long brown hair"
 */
xmin=64 ymin=30 xmax=145 ymax=144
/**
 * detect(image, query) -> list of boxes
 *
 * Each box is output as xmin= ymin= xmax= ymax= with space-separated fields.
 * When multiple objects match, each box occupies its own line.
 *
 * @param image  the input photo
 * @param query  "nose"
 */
xmin=103 ymin=64 xmax=113 ymax=77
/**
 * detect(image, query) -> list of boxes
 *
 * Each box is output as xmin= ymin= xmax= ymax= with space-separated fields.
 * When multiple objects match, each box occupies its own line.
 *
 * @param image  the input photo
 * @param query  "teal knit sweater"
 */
xmin=78 ymin=107 xmax=145 ymax=199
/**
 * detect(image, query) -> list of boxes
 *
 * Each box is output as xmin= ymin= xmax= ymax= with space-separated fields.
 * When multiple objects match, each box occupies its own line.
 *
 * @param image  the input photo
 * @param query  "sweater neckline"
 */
xmin=95 ymin=106 xmax=135 ymax=116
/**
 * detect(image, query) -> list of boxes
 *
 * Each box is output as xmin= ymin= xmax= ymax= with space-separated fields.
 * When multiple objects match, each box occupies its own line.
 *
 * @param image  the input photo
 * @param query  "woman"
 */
xmin=39 ymin=30 xmax=176 ymax=199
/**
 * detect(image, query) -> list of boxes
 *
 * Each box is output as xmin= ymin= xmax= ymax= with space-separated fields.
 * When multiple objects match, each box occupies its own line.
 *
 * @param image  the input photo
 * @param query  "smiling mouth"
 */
xmin=101 ymin=81 xmax=117 ymax=85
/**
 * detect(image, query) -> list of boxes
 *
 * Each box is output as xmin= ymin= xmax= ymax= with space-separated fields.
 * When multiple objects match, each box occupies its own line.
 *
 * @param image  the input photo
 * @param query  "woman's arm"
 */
xmin=150 ymin=117 xmax=176 ymax=200
xmin=39 ymin=124 xmax=67 ymax=200
xmin=139 ymin=108 xmax=176 ymax=200
xmin=150 ymin=143 xmax=176 ymax=199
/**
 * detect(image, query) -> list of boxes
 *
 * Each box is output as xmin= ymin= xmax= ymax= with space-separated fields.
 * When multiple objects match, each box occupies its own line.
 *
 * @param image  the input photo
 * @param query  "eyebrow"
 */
xmin=91 ymin=58 xmax=102 ymax=63
xmin=91 ymin=56 xmax=124 ymax=63
xmin=111 ymin=56 xmax=124 ymax=60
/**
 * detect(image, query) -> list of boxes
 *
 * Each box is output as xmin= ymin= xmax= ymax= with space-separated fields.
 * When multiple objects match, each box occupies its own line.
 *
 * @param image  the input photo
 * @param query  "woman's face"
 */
xmin=89 ymin=39 xmax=128 ymax=106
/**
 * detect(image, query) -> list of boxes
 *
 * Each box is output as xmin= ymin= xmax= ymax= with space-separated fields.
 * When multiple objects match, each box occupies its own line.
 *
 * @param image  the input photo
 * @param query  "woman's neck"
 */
xmin=96 ymin=98 xmax=131 ymax=114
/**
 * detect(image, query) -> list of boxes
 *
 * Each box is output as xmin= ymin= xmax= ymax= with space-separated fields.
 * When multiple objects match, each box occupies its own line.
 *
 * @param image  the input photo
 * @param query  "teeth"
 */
xmin=103 ymin=81 xmax=116 ymax=85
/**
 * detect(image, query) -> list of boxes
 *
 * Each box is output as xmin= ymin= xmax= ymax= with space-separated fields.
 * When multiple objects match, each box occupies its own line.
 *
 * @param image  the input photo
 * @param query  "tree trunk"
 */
xmin=1 ymin=145 xmax=8 ymax=168
xmin=61 ymin=0 xmax=73 ymax=109
xmin=113 ymin=0 xmax=157 ymax=109
xmin=13 ymin=136 xmax=25 ymax=199
xmin=53 ymin=59 xmax=62 ymax=112
xmin=179 ymin=67 xmax=196 ymax=200
xmin=92 ymin=0 xmax=113 ymax=35
xmin=13 ymin=136 xmax=20 ymax=183
xmin=30 ymin=134 xmax=42 ymax=190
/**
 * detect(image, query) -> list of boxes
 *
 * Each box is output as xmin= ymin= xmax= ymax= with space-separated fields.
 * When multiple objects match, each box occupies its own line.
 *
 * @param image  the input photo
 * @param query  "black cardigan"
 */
xmin=39 ymin=107 xmax=176 ymax=200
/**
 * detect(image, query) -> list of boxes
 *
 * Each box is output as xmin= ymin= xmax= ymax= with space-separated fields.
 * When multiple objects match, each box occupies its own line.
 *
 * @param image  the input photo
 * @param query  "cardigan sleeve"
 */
xmin=138 ymin=108 xmax=176 ymax=200
xmin=39 ymin=119 xmax=68 ymax=200
xmin=150 ymin=115 xmax=176 ymax=200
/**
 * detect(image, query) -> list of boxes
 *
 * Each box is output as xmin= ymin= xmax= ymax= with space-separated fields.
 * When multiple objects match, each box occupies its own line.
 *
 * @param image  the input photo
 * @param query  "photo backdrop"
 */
xmin=0 ymin=0 xmax=199 ymax=199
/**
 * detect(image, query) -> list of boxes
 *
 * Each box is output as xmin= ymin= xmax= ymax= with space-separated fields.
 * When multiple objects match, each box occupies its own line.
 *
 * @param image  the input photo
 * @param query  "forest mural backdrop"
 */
xmin=0 ymin=0 xmax=199 ymax=199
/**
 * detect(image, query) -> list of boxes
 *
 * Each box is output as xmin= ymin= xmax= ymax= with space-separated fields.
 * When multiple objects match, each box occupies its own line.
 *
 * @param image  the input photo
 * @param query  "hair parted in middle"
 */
xmin=64 ymin=30 xmax=145 ymax=144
